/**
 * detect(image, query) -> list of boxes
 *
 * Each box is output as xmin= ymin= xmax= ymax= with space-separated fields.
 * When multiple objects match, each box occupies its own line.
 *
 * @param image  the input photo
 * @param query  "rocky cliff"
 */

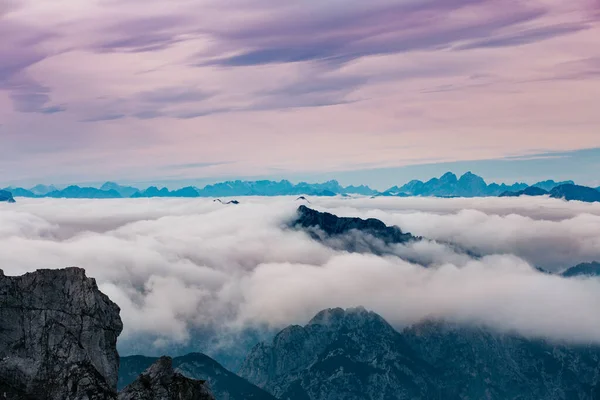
xmin=0 ymin=267 xmax=123 ymax=399
xmin=118 ymin=357 xmax=214 ymax=400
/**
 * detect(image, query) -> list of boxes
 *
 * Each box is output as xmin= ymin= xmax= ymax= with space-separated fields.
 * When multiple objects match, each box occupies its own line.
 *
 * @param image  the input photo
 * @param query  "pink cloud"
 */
xmin=0 ymin=0 xmax=599 ymax=184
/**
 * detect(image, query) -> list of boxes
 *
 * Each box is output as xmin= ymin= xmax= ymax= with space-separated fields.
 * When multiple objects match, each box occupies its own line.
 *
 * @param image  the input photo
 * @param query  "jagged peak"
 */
xmin=144 ymin=356 xmax=175 ymax=380
xmin=307 ymin=306 xmax=387 ymax=328
xmin=440 ymin=172 xmax=458 ymax=181
xmin=458 ymin=171 xmax=486 ymax=182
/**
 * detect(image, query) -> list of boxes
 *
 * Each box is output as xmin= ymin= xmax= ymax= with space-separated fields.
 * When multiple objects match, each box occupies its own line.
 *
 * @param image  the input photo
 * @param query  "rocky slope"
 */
xmin=292 ymin=205 xmax=417 ymax=254
xmin=118 ymin=357 xmax=214 ymax=400
xmin=119 ymin=353 xmax=276 ymax=400
xmin=0 ymin=267 xmax=123 ymax=399
xmin=239 ymin=307 xmax=600 ymax=400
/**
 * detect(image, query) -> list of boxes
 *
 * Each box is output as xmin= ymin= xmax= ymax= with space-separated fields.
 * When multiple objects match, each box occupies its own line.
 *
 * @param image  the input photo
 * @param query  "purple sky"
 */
xmin=1 ymin=0 xmax=600 ymax=186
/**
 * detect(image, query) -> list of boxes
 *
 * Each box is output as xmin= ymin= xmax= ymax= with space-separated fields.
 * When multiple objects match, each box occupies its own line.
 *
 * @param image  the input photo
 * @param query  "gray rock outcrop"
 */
xmin=118 ymin=357 xmax=214 ymax=400
xmin=0 ymin=267 xmax=123 ymax=399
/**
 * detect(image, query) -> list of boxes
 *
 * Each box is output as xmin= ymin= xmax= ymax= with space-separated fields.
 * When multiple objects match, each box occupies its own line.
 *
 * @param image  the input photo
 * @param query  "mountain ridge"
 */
xmin=3 ymin=173 xmax=599 ymax=199
xmin=239 ymin=307 xmax=600 ymax=400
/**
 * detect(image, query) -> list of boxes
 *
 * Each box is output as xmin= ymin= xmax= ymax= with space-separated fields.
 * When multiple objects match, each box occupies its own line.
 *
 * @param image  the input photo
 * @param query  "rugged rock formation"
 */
xmin=292 ymin=205 xmax=417 ymax=254
xmin=0 ymin=267 xmax=123 ymax=399
xmin=118 ymin=357 xmax=214 ymax=400
xmin=0 ymin=189 xmax=15 ymax=203
xmin=119 ymin=353 xmax=277 ymax=400
xmin=240 ymin=307 xmax=600 ymax=400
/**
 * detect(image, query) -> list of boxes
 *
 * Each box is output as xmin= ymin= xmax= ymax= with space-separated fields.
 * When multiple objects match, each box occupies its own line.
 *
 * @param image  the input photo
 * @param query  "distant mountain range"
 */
xmin=2 ymin=173 xmax=599 ymax=201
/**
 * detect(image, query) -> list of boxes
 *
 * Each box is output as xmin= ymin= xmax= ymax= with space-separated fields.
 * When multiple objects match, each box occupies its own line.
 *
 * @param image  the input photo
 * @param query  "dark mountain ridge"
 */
xmin=292 ymin=205 xmax=417 ymax=254
xmin=239 ymin=307 xmax=600 ymax=400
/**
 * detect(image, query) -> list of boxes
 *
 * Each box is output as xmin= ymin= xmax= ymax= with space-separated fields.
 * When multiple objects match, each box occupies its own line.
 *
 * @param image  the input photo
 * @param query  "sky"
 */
xmin=1 ymin=0 xmax=600 ymax=187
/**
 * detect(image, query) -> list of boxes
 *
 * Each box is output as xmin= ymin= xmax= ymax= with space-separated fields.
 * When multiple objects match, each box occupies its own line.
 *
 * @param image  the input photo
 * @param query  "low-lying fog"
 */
xmin=2 ymin=196 xmax=600 ymax=363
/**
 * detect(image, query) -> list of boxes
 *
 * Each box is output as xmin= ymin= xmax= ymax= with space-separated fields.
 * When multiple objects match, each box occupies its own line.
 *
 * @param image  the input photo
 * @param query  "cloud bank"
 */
xmin=1 ymin=196 xmax=600 ymax=360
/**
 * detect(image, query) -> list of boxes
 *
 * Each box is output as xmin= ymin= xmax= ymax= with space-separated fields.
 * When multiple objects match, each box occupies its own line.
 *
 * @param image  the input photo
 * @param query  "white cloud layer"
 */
xmin=1 ymin=196 xmax=600 ymax=356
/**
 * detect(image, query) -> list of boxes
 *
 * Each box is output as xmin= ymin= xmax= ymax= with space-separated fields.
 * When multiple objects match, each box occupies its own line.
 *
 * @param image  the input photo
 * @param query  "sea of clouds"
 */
xmin=2 ymin=196 xmax=600 ymax=361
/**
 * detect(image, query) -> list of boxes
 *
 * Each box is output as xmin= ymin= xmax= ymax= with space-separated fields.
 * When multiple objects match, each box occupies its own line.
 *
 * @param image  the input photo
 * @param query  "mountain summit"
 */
xmin=239 ymin=307 xmax=600 ymax=400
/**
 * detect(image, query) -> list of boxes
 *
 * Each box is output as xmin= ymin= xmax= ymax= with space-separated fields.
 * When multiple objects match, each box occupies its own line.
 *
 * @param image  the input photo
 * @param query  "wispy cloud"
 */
xmin=1 ymin=0 xmax=600 ymax=182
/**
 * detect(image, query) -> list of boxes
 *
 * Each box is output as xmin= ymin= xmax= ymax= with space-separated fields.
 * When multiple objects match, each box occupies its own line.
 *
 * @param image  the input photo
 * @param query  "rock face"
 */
xmin=0 ymin=189 xmax=15 ymax=203
xmin=292 ymin=206 xmax=417 ymax=254
xmin=239 ymin=307 xmax=600 ymax=400
xmin=119 ymin=353 xmax=277 ymax=400
xmin=0 ymin=267 xmax=123 ymax=399
xmin=118 ymin=357 xmax=214 ymax=400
